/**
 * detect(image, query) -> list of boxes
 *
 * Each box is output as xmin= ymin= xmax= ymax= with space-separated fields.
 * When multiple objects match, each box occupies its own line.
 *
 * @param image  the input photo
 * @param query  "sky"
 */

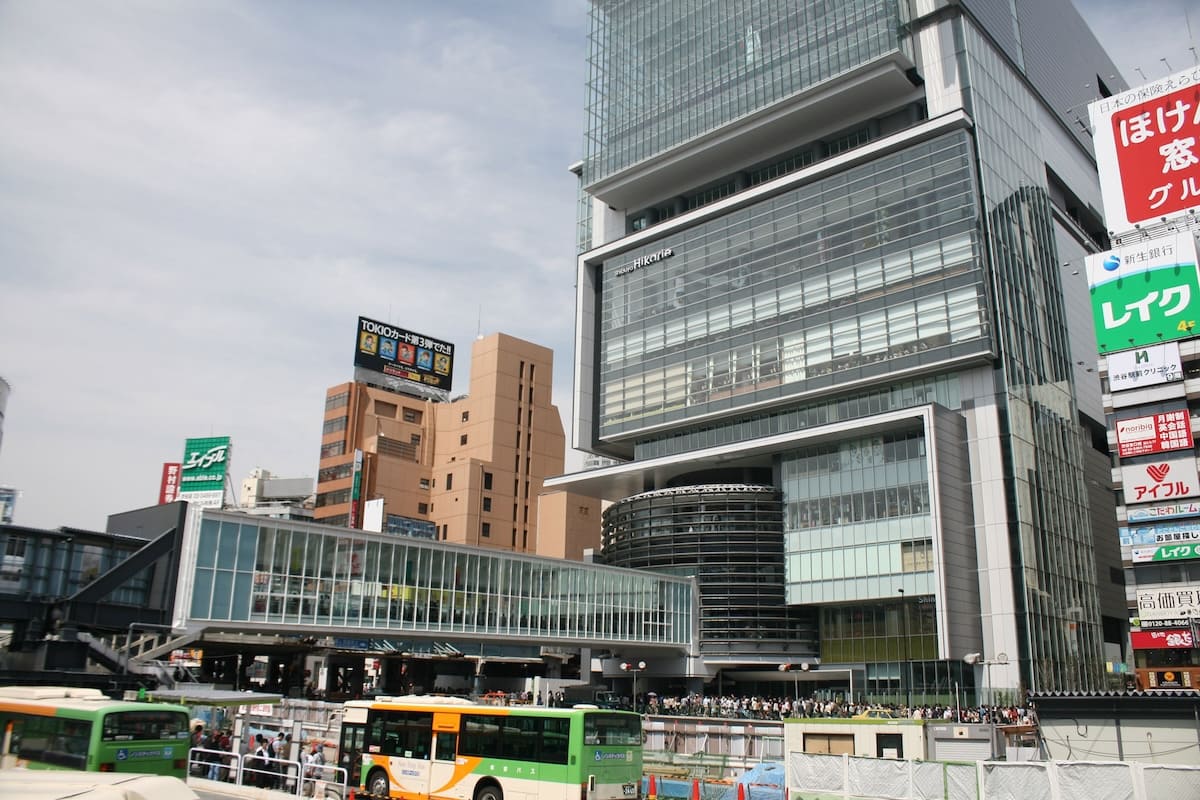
xmin=0 ymin=0 xmax=1197 ymax=532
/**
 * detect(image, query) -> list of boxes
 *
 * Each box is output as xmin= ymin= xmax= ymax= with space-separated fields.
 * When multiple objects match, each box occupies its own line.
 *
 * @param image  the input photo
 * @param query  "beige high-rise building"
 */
xmin=315 ymin=332 xmax=599 ymax=559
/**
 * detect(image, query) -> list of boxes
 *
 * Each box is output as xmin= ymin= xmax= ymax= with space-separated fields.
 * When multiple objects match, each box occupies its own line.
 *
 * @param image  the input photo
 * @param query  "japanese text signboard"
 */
xmin=1086 ymin=232 xmax=1200 ymax=354
xmin=1127 ymin=499 xmax=1200 ymax=522
xmin=1136 ymin=581 xmax=1200 ymax=620
xmin=179 ymin=436 xmax=231 ymax=509
xmin=1121 ymin=519 xmax=1200 ymax=546
xmin=1107 ymin=342 xmax=1182 ymax=391
xmin=1131 ymin=543 xmax=1200 ymax=563
xmin=158 ymin=462 xmax=182 ymax=505
xmin=353 ymin=316 xmax=454 ymax=402
xmin=1115 ymin=408 xmax=1193 ymax=457
xmin=1090 ymin=67 xmax=1200 ymax=230
xmin=1121 ymin=456 xmax=1200 ymax=505
xmin=1131 ymin=629 xmax=1194 ymax=649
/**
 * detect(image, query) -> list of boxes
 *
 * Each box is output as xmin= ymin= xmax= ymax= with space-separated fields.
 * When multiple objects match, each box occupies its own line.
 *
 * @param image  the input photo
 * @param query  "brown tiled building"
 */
xmin=315 ymin=332 xmax=599 ymax=559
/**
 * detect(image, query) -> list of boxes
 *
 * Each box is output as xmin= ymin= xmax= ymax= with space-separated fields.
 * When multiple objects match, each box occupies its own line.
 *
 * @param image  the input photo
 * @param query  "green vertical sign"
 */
xmin=180 ymin=436 xmax=231 ymax=507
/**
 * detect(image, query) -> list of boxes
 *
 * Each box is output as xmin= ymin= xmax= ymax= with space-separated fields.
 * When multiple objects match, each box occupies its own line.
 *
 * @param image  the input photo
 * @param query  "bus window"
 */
xmin=584 ymin=712 xmax=642 ymax=747
xmin=434 ymin=732 xmax=456 ymax=761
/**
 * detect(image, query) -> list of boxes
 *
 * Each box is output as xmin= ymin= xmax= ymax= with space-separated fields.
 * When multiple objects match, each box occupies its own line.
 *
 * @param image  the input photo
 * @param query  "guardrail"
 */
xmin=187 ymin=747 xmax=348 ymax=797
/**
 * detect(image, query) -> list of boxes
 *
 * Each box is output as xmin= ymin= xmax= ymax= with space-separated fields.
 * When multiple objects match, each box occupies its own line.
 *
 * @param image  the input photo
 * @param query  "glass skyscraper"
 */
xmin=550 ymin=0 xmax=1130 ymax=699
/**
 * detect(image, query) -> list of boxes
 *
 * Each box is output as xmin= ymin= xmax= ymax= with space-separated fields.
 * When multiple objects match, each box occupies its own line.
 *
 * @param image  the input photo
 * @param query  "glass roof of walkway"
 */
xmin=175 ymin=508 xmax=695 ymax=652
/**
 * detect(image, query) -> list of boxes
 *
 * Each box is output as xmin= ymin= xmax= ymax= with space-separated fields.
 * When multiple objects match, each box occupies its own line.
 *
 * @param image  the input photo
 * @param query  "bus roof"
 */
xmin=346 ymin=696 xmax=638 ymax=716
xmin=0 ymin=770 xmax=199 ymax=800
xmin=0 ymin=686 xmax=189 ymax=716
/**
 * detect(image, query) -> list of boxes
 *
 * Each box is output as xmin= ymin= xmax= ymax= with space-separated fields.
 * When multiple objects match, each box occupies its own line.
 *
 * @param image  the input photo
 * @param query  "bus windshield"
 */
xmin=584 ymin=712 xmax=642 ymax=746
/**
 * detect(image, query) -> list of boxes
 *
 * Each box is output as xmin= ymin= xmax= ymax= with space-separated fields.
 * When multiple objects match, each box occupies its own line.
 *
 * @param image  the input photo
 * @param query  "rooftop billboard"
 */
xmin=179 ymin=436 xmax=231 ymax=509
xmin=353 ymin=316 xmax=454 ymax=402
xmin=1089 ymin=66 xmax=1200 ymax=231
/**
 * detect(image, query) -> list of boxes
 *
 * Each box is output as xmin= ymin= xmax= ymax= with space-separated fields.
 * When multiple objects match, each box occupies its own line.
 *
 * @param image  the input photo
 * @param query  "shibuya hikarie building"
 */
xmin=550 ymin=0 xmax=1131 ymax=700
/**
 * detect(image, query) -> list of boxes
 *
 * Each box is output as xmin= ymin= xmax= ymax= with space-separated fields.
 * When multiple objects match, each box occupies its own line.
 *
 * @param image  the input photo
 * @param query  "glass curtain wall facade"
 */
xmin=181 ymin=510 xmax=693 ymax=649
xmin=597 ymin=131 xmax=988 ymax=439
xmin=584 ymin=0 xmax=906 ymax=185
xmin=959 ymin=20 xmax=1105 ymax=691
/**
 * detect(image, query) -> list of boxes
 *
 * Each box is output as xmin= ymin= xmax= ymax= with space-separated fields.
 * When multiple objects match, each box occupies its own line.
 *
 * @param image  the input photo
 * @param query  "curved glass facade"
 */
xmin=596 ymin=131 xmax=988 ymax=439
xmin=584 ymin=0 xmax=906 ymax=184
xmin=601 ymin=484 xmax=797 ymax=657
xmin=181 ymin=510 xmax=693 ymax=649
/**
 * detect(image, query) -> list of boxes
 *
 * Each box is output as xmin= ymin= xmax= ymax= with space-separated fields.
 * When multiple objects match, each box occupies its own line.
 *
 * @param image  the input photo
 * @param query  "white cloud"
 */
xmin=0 ymin=1 xmax=586 ymax=528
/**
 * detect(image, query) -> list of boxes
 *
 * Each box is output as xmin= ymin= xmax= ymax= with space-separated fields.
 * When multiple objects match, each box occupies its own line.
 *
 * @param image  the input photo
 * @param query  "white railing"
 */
xmin=786 ymin=751 xmax=1200 ymax=800
xmin=187 ymin=747 xmax=348 ymax=797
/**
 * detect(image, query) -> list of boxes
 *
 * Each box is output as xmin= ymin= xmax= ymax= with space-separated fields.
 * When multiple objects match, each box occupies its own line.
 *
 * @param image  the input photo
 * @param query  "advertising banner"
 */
xmin=1089 ymin=66 xmax=1200 ymax=230
xmin=1131 ymin=629 xmax=1195 ymax=649
xmin=158 ymin=462 xmax=182 ymax=504
xmin=1131 ymin=543 xmax=1200 ymax=563
xmin=179 ymin=436 xmax=231 ymax=509
xmin=1121 ymin=456 xmax=1200 ymax=505
xmin=1139 ymin=617 xmax=1192 ymax=629
xmin=1086 ymin=233 xmax=1200 ymax=354
xmin=1121 ymin=519 xmax=1200 ymax=546
xmin=1115 ymin=409 xmax=1193 ymax=457
xmin=353 ymin=316 xmax=454 ymax=401
xmin=1127 ymin=500 xmax=1200 ymax=522
xmin=1107 ymin=342 xmax=1183 ymax=391
xmin=348 ymin=449 xmax=364 ymax=529
xmin=1136 ymin=581 xmax=1200 ymax=620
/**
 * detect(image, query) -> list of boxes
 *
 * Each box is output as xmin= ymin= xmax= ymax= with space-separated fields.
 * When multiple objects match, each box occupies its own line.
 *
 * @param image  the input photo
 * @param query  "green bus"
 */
xmin=0 ymin=686 xmax=192 ymax=778
xmin=340 ymin=695 xmax=643 ymax=800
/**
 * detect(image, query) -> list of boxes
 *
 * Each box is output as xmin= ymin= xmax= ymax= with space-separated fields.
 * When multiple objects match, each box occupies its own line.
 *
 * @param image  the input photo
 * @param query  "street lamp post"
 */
xmin=897 ymin=588 xmax=911 ymax=709
xmin=778 ymin=663 xmax=800 ymax=701
xmin=620 ymin=661 xmax=646 ymax=712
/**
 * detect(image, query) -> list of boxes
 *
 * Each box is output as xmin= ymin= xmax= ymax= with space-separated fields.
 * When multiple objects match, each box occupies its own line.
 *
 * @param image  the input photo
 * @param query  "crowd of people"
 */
xmin=637 ymin=693 xmax=1036 ymax=725
xmin=188 ymin=724 xmax=326 ymax=791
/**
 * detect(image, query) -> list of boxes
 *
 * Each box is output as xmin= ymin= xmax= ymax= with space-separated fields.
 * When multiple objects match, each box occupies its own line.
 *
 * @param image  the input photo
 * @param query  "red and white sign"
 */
xmin=1131 ymin=629 xmax=1195 ymax=649
xmin=1116 ymin=409 xmax=1194 ymax=457
xmin=1090 ymin=67 xmax=1200 ymax=230
xmin=158 ymin=462 xmax=181 ymax=504
xmin=1122 ymin=456 xmax=1200 ymax=505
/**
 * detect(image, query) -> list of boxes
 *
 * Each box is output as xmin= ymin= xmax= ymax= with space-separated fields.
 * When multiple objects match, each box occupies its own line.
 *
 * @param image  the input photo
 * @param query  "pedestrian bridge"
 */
xmin=0 ymin=504 xmax=696 ymax=689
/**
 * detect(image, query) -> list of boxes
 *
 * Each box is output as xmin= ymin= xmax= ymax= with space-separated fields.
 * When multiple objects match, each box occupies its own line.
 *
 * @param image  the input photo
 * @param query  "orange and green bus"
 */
xmin=0 ymin=686 xmax=191 ymax=778
xmin=339 ymin=695 xmax=643 ymax=800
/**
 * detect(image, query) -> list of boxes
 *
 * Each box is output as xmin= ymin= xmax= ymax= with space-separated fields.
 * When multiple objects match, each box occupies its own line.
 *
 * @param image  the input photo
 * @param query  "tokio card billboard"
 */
xmin=1086 ymin=232 xmax=1200 ymax=354
xmin=179 ymin=436 xmax=231 ymax=509
xmin=1089 ymin=66 xmax=1200 ymax=231
xmin=353 ymin=316 xmax=454 ymax=402
xmin=1114 ymin=408 xmax=1194 ymax=458
xmin=1121 ymin=455 xmax=1200 ymax=505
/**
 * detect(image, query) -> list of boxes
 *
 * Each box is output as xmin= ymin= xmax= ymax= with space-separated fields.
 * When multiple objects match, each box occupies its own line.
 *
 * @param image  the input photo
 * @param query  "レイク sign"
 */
xmin=1089 ymin=67 xmax=1200 ymax=230
xmin=1085 ymin=232 xmax=1200 ymax=353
